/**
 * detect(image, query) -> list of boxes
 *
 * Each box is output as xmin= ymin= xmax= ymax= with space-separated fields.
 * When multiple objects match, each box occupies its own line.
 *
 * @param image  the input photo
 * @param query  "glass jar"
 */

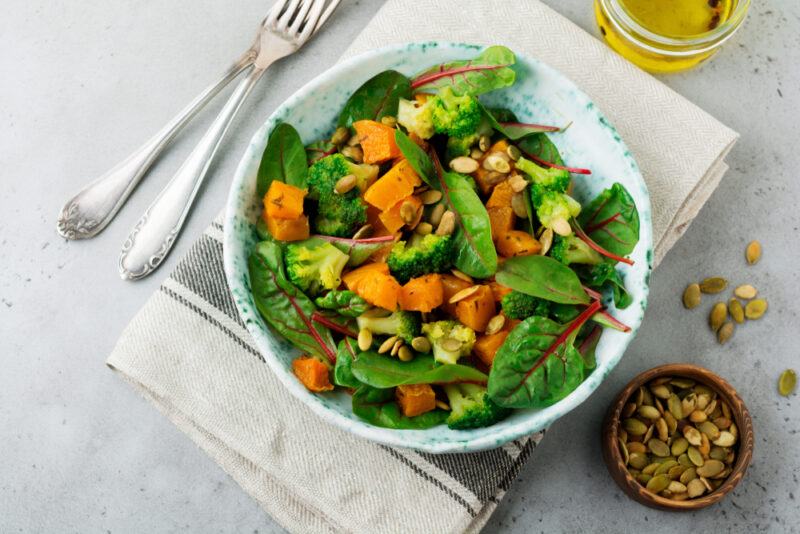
xmin=594 ymin=0 xmax=750 ymax=73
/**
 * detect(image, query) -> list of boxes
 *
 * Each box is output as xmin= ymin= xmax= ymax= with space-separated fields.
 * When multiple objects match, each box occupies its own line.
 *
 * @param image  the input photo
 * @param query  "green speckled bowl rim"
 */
xmin=224 ymin=42 xmax=653 ymax=453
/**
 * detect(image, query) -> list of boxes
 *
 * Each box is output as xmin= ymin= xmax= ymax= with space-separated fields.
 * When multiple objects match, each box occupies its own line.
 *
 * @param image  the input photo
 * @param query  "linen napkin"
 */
xmin=107 ymin=0 xmax=738 ymax=532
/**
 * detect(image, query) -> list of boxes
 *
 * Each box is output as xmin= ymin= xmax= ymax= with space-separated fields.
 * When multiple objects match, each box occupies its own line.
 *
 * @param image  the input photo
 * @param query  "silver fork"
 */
xmin=116 ymin=0 xmax=340 ymax=280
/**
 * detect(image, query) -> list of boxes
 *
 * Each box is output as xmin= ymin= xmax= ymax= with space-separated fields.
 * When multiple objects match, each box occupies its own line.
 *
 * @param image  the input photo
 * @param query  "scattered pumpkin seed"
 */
xmin=538 ymin=227 xmax=554 ymax=256
xmin=449 ymin=285 xmax=481 ymax=304
xmin=689 ymin=410 xmax=707 ymax=423
xmin=683 ymin=283 xmax=701 ymax=309
xmin=435 ymin=400 xmax=450 ymax=411
xmin=470 ymin=148 xmax=484 ymax=160
xmin=678 ymin=453 xmax=693 ymax=467
xmin=415 ymin=222 xmax=433 ymax=236
xmin=744 ymin=298 xmax=768 ymax=319
xmin=709 ymin=302 xmax=728 ymax=331
xmin=717 ymin=322 xmax=734 ymax=344
xmin=698 ymin=421 xmax=721 ymax=440
xmin=650 ymin=384 xmax=671 ymax=399
xmin=397 ymin=345 xmax=414 ymax=362
xmin=713 ymin=416 xmax=732 ymax=430
xmin=380 ymin=115 xmax=397 ymax=128
xmin=390 ymin=338 xmax=403 ymax=357
xmin=508 ymin=173 xmax=528 ymax=193
xmin=400 ymin=200 xmax=418 ymax=223
xmin=334 ymin=174 xmax=357 ymax=194
xmin=700 ymin=277 xmax=728 ymax=294
xmin=683 ymin=426 xmax=702 ymax=446
xmin=655 ymin=460 xmax=678 ymax=475
xmin=656 ymin=418 xmax=669 ymax=442
xmin=668 ymin=465 xmax=686 ymax=479
xmin=378 ymin=336 xmax=397 ymax=354
xmin=550 ymin=217 xmax=572 ymax=237
xmin=506 ymin=145 xmax=522 ymax=161
xmin=420 ymin=189 xmax=443 ymax=205
xmin=667 ymin=395 xmax=683 ymax=421
xmin=450 ymin=269 xmax=473 ymax=284
xmin=511 ymin=192 xmax=528 ymax=218
xmin=642 ymin=463 xmax=659 ymax=475
xmin=779 ymin=369 xmax=797 ymax=397
xmin=668 ymin=481 xmax=687 ymax=493
xmin=709 ymin=446 xmax=728 ymax=461
xmin=478 ymin=135 xmax=491 ymax=152
xmin=484 ymin=153 xmax=511 ymax=173
xmin=728 ymin=299 xmax=745 ymax=324
xmin=435 ymin=210 xmax=456 ymax=236
xmin=411 ymin=336 xmax=431 ymax=353
xmin=648 ymin=439 xmax=670 ymax=457
xmin=485 ymin=314 xmax=506 ymax=335
xmin=441 ymin=338 xmax=463 ymax=353
xmin=746 ymin=240 xmax=761 ymax=264
xmin=618 ymin=438 xmax=629 ymax=464
xmin=428 ymin=203 xmax=445 ymax=227
xmin=357 ymin=328 xmax=373 ymax=351
xmin=636 ymin=473 xmax=653 ymax=485
xmin=664 ymin=412 xmax=678 ymax=435
xmin=330 ymin=126 xmax=350 ymax=145
xmin=341 ymin=145 xmax=363 ymax=163
xmin=671 ymin=378 xmax=696 ymax=389
xmin=734 ymin=284 xmax=758 ymax=299
xmin=450 ymin=156 xmax=480 ymax=174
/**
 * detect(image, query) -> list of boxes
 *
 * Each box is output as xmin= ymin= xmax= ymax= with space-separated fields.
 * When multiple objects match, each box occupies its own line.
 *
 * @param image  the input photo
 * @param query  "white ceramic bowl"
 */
xmin=224 ymin=42 xmax=653 ymax=453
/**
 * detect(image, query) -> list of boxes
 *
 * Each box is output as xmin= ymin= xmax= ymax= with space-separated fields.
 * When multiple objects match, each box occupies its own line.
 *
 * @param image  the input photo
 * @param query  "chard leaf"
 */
xmin=352 ymin=385 xmax=448 ymax=429
xmin=577 ymin=183 xmax=640 ymax=257
xmin=496 ymin=255 xmax=590 ymax=305
xmin=411 ymin=45 xmax=516 ymax=96
xmin=394 ymin=129 xmax=436 ymax=187
xmin=257 ymin=122 xmax=308 ymax=197
xmin=314 ymin=234 xmax=396 ymax=267
xmin=516 ymin=133 xmax=565 ymax=166
xmin=480 ymin=102 xmax=560 ymax=140
xmin=337 ymin=70 xmax=411 ymax=127
xmin=305 ymin=139 xmax=337 ymax=165
xmin=351 ymin=353 xmax=488 ymax=389
xmin=315 ymin=290 xmax=370 ymax=318
xmin=334 ymin=338 xmax=362 ymax=388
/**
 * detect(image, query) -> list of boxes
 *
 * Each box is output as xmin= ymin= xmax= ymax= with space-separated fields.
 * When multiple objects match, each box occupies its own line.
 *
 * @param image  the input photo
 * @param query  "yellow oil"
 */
xmin=595 ymin=0 xmax=737 ymax=73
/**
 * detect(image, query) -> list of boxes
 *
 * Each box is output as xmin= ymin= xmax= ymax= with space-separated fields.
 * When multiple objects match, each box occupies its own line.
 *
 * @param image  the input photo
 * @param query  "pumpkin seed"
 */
xmin=656 ymin=418 xmax=669 ymax=442
xmin=668 ymin=465 xmax=686 ymax=479
xmin=538 ymin=227 xmax=554 ymax=256
xmin=683 ymin=283 xmax=702 ymax=309
xmin=378 ymin=335 xmax=397 ymax=354
xmin=651 ymin=377 xmax=672 ymax=386
xmin=651 ymin=384 xmax=671 ymax=399
xmin=411 ymin=336 xmax=431 ymax=353
xmin=699 ymin=476 xmax=713 ymax=492
xmin=729 ymin=423 xmax=738 ymax=439
xmin=726 ymin=451 xmax=736 ymax=464
xmin=398 ymin=346 xmax=414 ymax=362
xmin=709 ymin=302 xmax=728 ymax=331
xmin=699 ymin=432 xmax=711 ymax=456
xmin=680 ymin=467 xmax=697 ymax=484
xmin=779 ymin=369 xmax=797 ymax=397
xmin=689 ymin=410 xmax=707 ymax=423
xmin=642 ymin=462 xmax=659 ymax=475
xmin=415 ymin=222 xmax=433 ymax=235
xmin=435 ymin=210 xmax=456 ymax=236
xmin=618 ymin=438 xmax=630 ymax=464
xmin=668 ymin=481 xmax=687 ymax=493
xmin=485 ymin=314 xmax=506 ymax=335
xmin=622 ymin=402 xmax=637 ymax=418
xmin=334 ymin=174 xmax=357 ymax=194
xmin=713 ymin=467 xmax=731 ymax=480
xmin=628 ymin=452 xmax=649 ymax=469
xmin=667 ymin=395 xmax=683 ymax=420
xmin=478 ymin=135 xmax=491 ymax=152
xmin=627 ymin=442 xmax=647 ymax=454
xmin=646 ymin=474 xmax=671 ymax=493
xmin=683 ymin=426 xmax=702 ymax=446
xmin=700 ymin=277 xmax=728 ymax=294
xmin=664 ymin=412 xmax=678 ymax=435
xmin=508 ymin=173 xmax=528 ymax=192
xmin=390 ymin=338 xmax=403 ymax=356
xmin=671 ymin=378 xmax=696 ymax=389
xmin=696 ymin=460 xmax=724 ymax=478
xmin=694 ymin=384 xmax=714 ymax=397
xmin=511 ymin=192 xmax=528 ymax=218
xmin=720 ymin=401 xmax=731 ymax=419
xmin=746 ymin=240 xmax=761 ymax=264
xmin=341 ymin=145 xmax=363 ymax=163
xmin=655 ymin=460 xmax=678 ymax=475
xmin=709 ymin=446 xmax=728 ymax=461
xmin=331 ymin=126 xmax=350 ymax=145
xmin=484 ymin=153 xmax=511 ymax=173
xmin=717 ymin=322 xmax=734 ymax=345
xmin=635 ymin=387 xmax=645 ymax=407
xmin=449 ymin=285 xmax=481 ymax=304
xmin=712 ymin=416 xmax=732 ymax=430
xmin=470 ymin=148 xmax=484 ymax=160
xmin=400 ymin=200 xmax=418 ymax=223
xmin=728 ymin=299 xmax=745 ymax=324
xmin=734 ymin=284 xmax=758 ymax=299
xmin=654 ymin=397 xmax=665 ymax=415
xmin=648 ymin=438 xmax=671 ymax=457
xmin=435 ymin=400 xmax=450 ymax=411
xmin=441 ymin=338 xmax=463 ymax=353
xmin=420 ymin=189 xmax=443 ymax=205
xmin=671 ymin=437 xmax=689 ymax=456
xmin=428 ymin=203 xmax=445 ymax=227
xmin=712 ymin=431 xmax=736 ymax=447
xmin=624 ymin=418 xmax=648 ymax=435
xmin=696 ymin=393 xmax=711 ymax=411
xmin=687 ymin=446 xmax=705 ymax=467
xmin=677 ymin=453 xmax=693 ymax=467
xmin=686 ymin=478 xmax=706 ymax=498
xmin=506 ymin=145 xmax=522 ymax=161
xmin=450 ymin=156 xmax=479 ymax=174
xmin=551 ymin=217 xmax=572 ymax=236
xmin=357 ymin=328 xmax=373 ymax=351
xmin=698 ymin=421 xmax=721 ymax=440
xmin=636 ymin=473 xmax=653 ymax=484
xmin=619 ymin=429 xmax=628 ymax=443
xmin=642 ymin=424 xmax=654 ymax=443
xmin=637 ymin=405 xmax=661 ymax=420
xmin=744 ymin=298 xmax=768 ymax=319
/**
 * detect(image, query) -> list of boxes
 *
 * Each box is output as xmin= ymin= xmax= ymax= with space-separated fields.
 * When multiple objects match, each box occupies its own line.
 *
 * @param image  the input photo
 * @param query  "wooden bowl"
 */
xmin=601 ymin=364 xmax=754 ymax=510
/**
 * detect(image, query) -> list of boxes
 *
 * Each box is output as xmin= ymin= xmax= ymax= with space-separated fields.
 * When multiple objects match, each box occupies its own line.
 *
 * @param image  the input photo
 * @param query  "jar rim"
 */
xmin=601 ymin=0 xmax=750 ymax=54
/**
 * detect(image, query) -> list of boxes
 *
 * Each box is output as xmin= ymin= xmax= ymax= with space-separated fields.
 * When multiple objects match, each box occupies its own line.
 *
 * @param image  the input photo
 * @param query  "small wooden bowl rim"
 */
xmin=602 ymin=363 xmax=754 ymax=511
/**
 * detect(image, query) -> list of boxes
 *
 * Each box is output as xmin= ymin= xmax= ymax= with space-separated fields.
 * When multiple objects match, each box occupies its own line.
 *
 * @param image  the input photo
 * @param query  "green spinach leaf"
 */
xmin=315 ymin=234 xmax=396 ymax=267
xmin=436 ymin=162 xmax=497 ymax=278
xmin=495 ymin=255 xmax=590 ymax=305
xmin=255 ymin=218 xmax=272 ymax=241
xmin=352 ymin=385 xmax=448 ymax=429
xmin=334 ymin=338 xmax=362 ymax=388
xmin=248 ymin=241 xmax=336 ymax=364
xmin=315 ymin=290 xmax=370 ymax=318
xmin=479 ymin=102 xmax=560 ymax=140
xmin=394 ymin=129 xmax=436 ymax=187
xmin=337 ymin=70 xmax=411 ymax=128
xmin=410 ymin=45 xmax=516 ymax=96
xmin=578 ymin=260 xmax=633 ymax=309
xmin=488 ymin=302 xmax=601 ymax=408
xmin=516 ymin=133 xmax=565 ymax=166
xmin=577 ymin=183 xmax=640 ymax=257
xmin=257 ymin=122 xmax=308 ymax=197
xmin=351 ymin=353 xmax=488 ymax=389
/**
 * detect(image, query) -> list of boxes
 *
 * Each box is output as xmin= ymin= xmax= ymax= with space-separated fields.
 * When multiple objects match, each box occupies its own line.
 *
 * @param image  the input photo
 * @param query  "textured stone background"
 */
xmin=1 ymin=0 xmax=798 ymax=531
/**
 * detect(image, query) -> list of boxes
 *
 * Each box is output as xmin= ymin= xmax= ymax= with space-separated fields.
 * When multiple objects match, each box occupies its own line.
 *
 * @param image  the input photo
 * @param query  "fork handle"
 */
xmin=56 ymin=51 xmax=255 ymax=240
xmin=118 ymin=66 xmax=267 ymax=280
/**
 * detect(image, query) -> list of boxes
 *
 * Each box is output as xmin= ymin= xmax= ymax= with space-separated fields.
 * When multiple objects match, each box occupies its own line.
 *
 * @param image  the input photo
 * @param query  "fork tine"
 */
xmin=298 ymin=0 xmax=338 ymax=42
xmin=287 ymin=0 xmax=314 ymax=35
xmin=265 ymin=0 xmax=290 ymax=26
xmin=313 ymin=0 xmax=342 ymax=32
xmin=275 ymin=0 xmax=302 ymax=32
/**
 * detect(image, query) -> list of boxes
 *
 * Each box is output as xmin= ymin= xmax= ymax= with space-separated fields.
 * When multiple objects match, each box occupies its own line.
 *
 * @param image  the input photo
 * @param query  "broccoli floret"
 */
xmin=443 ymin=383 xmax=511 ymax=430
xmin=445 ymin=133 xmax=480 ymax=161
xmin=284 ymin=238 xmax=349 ymax=296
xmin=429 ymin=87 xmax=481 ymax=138
xmin=308 ymin=154 xmax=375 ymax=237
xmin=397 ymin=98 xmax=435 ymax=140
xmin=356 ymin=310 xmax=421 ymax=343
xmin=530 ymin=184 xmax=581 ymax=234
xmin=421 ymin=320 xmax=476 ymax=365
xmin=387 ymin=233 xmax=454 ymax=284
xmin=500 ymin=291 xmax=552 ymax=320
xmin=515 ymin=157 xmax=570 ymax=193
xmin=550 ymin=234 xmax=603 ymax=265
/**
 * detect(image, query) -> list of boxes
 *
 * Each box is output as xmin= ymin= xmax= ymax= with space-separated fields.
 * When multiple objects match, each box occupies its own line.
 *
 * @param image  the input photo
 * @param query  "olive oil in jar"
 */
xmin=595 ymin=0 xmax=745 ymax=73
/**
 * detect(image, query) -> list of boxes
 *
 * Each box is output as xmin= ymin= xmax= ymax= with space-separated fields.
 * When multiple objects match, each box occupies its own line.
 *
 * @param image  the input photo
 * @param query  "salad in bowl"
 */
xmin=226 ymin=46 xmax=651 ymax=452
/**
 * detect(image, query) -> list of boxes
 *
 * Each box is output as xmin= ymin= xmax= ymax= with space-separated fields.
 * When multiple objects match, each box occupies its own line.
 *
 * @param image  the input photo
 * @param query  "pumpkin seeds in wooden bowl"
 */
xmin=602 ymin=364 xmax=754 ymax=511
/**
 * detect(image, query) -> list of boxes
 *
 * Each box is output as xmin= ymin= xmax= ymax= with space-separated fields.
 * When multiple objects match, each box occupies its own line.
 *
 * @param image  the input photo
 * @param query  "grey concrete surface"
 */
xmin=1 ymin=0 xmax=798 ymax=532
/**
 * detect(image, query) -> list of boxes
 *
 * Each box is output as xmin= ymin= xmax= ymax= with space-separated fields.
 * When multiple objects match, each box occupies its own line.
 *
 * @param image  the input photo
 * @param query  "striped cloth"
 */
xmin=108 ymin=0 xmax=737 ymax=531
xmin=108 ymin=216 xmax=541 ymax=533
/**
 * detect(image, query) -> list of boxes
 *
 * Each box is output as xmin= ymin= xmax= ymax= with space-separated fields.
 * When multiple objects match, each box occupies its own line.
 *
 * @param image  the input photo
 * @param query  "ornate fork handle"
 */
xmin=118 ymin=65 xmax=268 ymax=280
xmin=56 ymin=50 xmax=256 ymax=240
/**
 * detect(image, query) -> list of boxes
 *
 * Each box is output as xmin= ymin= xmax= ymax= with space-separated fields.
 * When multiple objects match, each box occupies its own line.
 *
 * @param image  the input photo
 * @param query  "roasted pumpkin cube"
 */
xmin=488 ymin=280 xmax=513 ymax=302
xmin=455 ymin=285 xmax=496 ymax=332
xmin=486 ymin=180 xmax=516 ymax=209
xmin=353 ymin=120 xmax=402 ymax=164
xmin=379 ymin=195 xmax=423 ymax=233
xmin=364 ymin=159 xmax=422 ymax=211
xmin=265 ymin=180 xmax=306 ymax=219
xmin=399 ymin=274 xmax=444 ymax=313
xmin=487 ymin=206 xmax=516 ymax=240
xmin=474 ymin=330 xmax=510 ymax=367
xmin=343 ymin=262 xmax=400 ymax=310
xmin=292 ymin=356 xmax=333 ymax=392
xmin=496 ymin=230 xmax=542 ymax=257
xmin=440 ymin=274 xmax=473 ymax=317
xmin=396 ymin=384 xmax=436 ymax=417
xmin=265 ymin=214 xmax=310 ymax=242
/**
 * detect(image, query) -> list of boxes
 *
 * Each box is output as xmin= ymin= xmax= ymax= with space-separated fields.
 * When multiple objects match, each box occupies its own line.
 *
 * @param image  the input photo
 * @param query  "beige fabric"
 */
xmin=108 ymin=1 xmax=737 ymax=532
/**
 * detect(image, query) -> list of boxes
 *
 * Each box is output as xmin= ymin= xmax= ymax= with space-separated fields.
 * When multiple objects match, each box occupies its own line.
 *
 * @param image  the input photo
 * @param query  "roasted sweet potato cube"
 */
xmin=496 ymin=230 xmax=542 ymax=257
xmin=486 ymin=180 xmax=516 ymax=209
xmin=266 ymin=214 xmax=310 ymax=242
xmin=399 ymin=274 xmax=444 ymax=313
xmin=440 ymin=274 xmax=473 ymax=317
xmin=455 ymin=285 xmax=496 ymax=332
xmin=396 ymin=384 xmax=436 ymax=417
xmin=353 ymin=120 xmax=402 ymax=164
xmin=265 ymin=180 xmax=306 ymax=219
xmin=489 ymin=281 xmax=513 ymax=302
xmin=364 ymin=159 xmax=422 ymax=211
xmin=473 ymin=330 xmax=510 ymax=367
xmin=488 ymin=206 xmax=516 ymax=240
xmin=379 ymin=195 xmax=423 ymax=233
xmin=292 ymin=356 xmax=333 ymax=392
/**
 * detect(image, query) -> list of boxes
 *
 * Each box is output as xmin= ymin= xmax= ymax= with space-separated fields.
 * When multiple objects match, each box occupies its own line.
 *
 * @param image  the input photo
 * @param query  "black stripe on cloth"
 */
xmin=170 ymin=234 xmax=242 ymax=324
xmin=497 ymin=433 xmax=543 ymax=491
xmin=416 ymin=447 xmax=516 ymax=503
xmin=379 ymin=446 xmax=477 ymax=517
xmin=160 ymin=286 xmax=265 ymax=363
xmin=212 ymin=221 xmax=223 ymax=232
